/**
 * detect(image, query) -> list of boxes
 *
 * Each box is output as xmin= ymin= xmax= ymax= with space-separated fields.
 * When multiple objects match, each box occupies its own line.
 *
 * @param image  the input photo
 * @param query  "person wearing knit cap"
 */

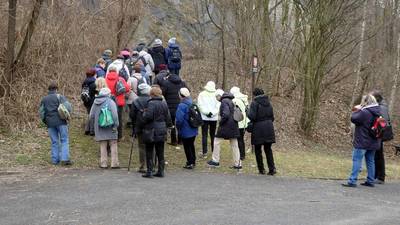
xmin=129 ymin=83 xmax=152 ymax=173
xmin=89 ymin=87 xmax=120 ymax=169
xmin=176 ymin=88 xmax=198 ymax=169
xmin=197 ymin=81 xmax=220 ymax=157
xmin=230 ymin=86 xmax=250 ymax=160
xmin=101 ymin=49 xmax=113 ymax=70
xmin=149 ymin=38 xmax=167 ymax=75
xmin=247 ymin=88 xmax=276 ymax=175
xmin=165 ymin=37 xmax=182 ymax=76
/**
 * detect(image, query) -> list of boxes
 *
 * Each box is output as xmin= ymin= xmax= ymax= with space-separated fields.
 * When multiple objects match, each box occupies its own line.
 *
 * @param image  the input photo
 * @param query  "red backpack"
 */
xmin=371 ymin=116 xmax=388 ymax=139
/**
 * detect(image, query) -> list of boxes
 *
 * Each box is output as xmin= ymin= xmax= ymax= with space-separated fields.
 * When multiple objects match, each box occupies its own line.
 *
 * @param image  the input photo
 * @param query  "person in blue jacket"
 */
xmin=176 ymin=88 xmax=198 ymax=169
xmin=165 ymin=37 xmax=182 ymax=76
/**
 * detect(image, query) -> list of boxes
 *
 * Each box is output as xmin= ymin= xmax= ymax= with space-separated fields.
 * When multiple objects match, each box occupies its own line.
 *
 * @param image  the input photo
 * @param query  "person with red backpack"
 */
xmin=105 ymin=66 xmax=130 ymax=140
xmin=342 ymin=94 xmax=381 ymax=188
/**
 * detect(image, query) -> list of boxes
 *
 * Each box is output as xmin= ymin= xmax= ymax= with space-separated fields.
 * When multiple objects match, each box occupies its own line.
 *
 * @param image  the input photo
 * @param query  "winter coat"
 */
xmin=126 ymin=73 xmax=147 ymax=105
xmin=143 ymin=96 xmax=173 ymax=142
xmin=351 ymin=104 xmax=381 ymax=151
xmin=39 ymin=90 xmax=72 ymax=128
xmin=106 ymin=59 xmax=130 ymax=78
xmin=95 ymin=64 xmax=106 ymax=78
xmin=148 ymin=45 xmax=167 ymax=70
xmin=105 ymin=71 xmax=130 ymax=107
xmin=138 ymin=50 xmax=155 ymax=78
xmin=176 ymin=97 xmax=198 ymax=138
xmin=129 ymin=94 xmax=150 ymax=135
xmin=232 ymin=93 xmax=249 ymax=129
xmin=161 ymin=74 xmax=186 ymax=116
xmin=89 ymin=94 xmax=119 ymax=141
xmin=247 ymin=95 xmax=275 ymax=145
xmin=153 ymin=70 xmax=169 ymax=87
xmin=215 ymin=93 xmax=240 ymax=139
xmin=197 ymin=89 xmax=219 ymax=121
xmin=81 ymin=76 xmax=97 ymax=111
xmin=165 ymin=43 xmax=182 ymax=70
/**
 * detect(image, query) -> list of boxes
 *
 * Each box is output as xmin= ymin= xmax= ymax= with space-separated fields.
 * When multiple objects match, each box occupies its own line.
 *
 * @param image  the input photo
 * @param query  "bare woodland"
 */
xmin=1 ymin=0 xmax=400 ymax=144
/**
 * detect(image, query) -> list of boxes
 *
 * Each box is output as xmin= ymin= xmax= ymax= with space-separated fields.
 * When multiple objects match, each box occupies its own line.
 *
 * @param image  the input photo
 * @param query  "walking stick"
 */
xmin=128 ymin=136 xmax=135 ymax=171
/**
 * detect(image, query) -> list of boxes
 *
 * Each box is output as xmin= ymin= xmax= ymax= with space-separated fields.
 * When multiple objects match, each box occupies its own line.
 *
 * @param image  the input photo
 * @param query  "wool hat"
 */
xmin=204 ymin=81 xmax=216 ymax=92
xmin=103 ymin=49 xmax=112 ymax=56
xmin=154 ymin=39 xmax=162 ymax=46
xmin=99 ymin=87 xmax=111 ymax=96
xmin=136 ymin=43 xmax=146 ymax=52
xmin=158 ymin=64 xmax=167 ymax=71
xmin=179 ymin=87 xmax=190 ymax=98
xmin=253 ymin=88 xmax=264 ymax=97
xmin=168 ymin=37 xmax=176 ymax=45
xmin=120 ymin=50 xmax=130 ymax=56
xmin=215 ymin=89 xmax=224 ymax=97
xmin=138 ymin=83 xmax=151 ymax=95
xmin=108 ymin=65 xmax=118 ymax=72
xmin=230 ymin=86 xmax=240 ymax=95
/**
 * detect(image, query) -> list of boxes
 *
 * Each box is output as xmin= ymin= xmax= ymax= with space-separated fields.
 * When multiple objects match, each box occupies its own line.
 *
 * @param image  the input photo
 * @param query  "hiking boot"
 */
xmin=111 ymin=166 xmax=120 ymax=169
xmin=61 ymin=160 xmax=73 ymax=166
xmin=183 ymin=164 xmax=194 ymax=169
xmin=229 ymin=165 xmax=243 ymax=170
xmin=153 ymin=172 xmax=164 ymax=178
xmin=360 ymin=182 xmax=375 ymax=187
xmin=341 ymin=183 xmax=357 ymax=188
xmin=207 ymin=160 xmax=220 ymax=167
xmin=142 ymin=173 xmax=153 ymax=178
xmin=259 ymin=170 xmax=266 ymax=175
xmin=267 ymin=170 xmax=277 ymax=176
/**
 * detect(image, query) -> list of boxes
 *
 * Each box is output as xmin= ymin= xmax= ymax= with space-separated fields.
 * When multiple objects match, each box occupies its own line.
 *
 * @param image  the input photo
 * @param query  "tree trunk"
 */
xmin=2 ymin=0 xmax=18 ymax=98
xmin=221 ymin=28 xmax=227 ymax=90
xmin=15 ymin=0 xmax=45 ymax=65
xmin=350 ymin=0 xmax=368 ymax=108
xmin=389 ymin=12 xmax=400 ymax=117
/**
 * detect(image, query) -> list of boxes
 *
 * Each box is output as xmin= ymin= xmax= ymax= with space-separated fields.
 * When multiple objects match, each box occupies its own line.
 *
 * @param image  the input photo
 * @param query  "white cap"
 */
xmin=179 ymin=87 xmax=190 ymax=97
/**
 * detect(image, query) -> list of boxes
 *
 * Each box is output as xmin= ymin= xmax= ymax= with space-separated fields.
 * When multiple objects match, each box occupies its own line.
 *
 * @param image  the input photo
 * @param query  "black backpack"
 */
xmin=170 ymin=48 xmax=182 ymax=63
xmin=80 ymin=85 xmax=91 ymax=104
xmin=139 ymin=56 xmax=148 ymax=67
xmin=119 ymin=67 xmax=129 ymax=81
xmin=152 ymin=49 xmax=166 ymax=66
xmin=187 ymin=103 xmax=203 ymax=128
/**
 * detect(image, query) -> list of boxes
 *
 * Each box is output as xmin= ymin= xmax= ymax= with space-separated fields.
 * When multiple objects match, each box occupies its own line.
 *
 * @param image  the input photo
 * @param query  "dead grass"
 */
xmin=1 ymin=116 xmax=400 ymax=181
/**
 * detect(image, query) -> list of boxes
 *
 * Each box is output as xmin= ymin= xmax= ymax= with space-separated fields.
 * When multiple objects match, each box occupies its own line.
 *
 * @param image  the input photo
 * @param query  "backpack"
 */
xmin=118 ymin=67 xmax=129 ymax=81
xmin=115 ymin=79 xmax=126 ymax=96
xmin=80 ymin=85 xmax=91 ymax=104
xmin=370 ymin=116 xmax=388 ymax=139
xmin=188 ymin=103 xmax=204 ymax=128
xmin=233 ymin=105 xmax=244 ymax=122
xmin=139 ymin=56 xmax=148 ymax=67
xmin=170 ymin=48 xmax=182 ymax=63
xmin=98 ymin=103 xmax=114 ymax=128
xmin=57 ymin=94 xmax=71 ymax=122
xmin=152 ymin=49 xmax=166 ymax=66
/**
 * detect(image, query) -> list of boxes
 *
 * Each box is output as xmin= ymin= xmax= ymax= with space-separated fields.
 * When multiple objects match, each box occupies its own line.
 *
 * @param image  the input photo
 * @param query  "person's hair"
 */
xmin=48 ymin=81 xmax=58 ymax=91
xmin=360 ymin=94 xmax=377 ymax=107
xmin=86 ymin=68 xmax=96 ymax=77
xmin=134 ymin=64 xmax=141 ymax=73
xmin=150 ymin=86 xmax=163 ymax=97
xmin=97 ymin=58 xmax=106 ymax=65
xmin=370 ymin=90 xmax=383 ymax=103
xmin=95 ymin=77 xmax=107 ymax=92
xmin=108 ymin=66 xmax=117 ymax=72
xmin=253 ymin=88 xmax=264 ymax=97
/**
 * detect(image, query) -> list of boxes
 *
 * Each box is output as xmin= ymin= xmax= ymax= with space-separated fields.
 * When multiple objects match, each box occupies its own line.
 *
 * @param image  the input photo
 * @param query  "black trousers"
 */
xmin=182 ymin=136 xmax=196 ymax=165
xmin=375 ymin=142 xmax=385 ymax=181
xmin=254 ymin=143 xmax=275 ymax=173
xmin=201 ymin=120 xmax=217 ymax=154
xmin=117 ymin=106 xmax=123 ymax=140
xmin=145 ymin=142 xmax=165 ymax=175
xmin=238 ymin=128 xmax=246 ymax=160
xmin=170 ymin=113 xmax=178 ymax=144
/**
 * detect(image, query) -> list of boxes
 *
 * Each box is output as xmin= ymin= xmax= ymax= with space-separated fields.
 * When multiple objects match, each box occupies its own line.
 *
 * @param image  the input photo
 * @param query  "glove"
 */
xmin=207 ymin=112 xmax=213 ymax=118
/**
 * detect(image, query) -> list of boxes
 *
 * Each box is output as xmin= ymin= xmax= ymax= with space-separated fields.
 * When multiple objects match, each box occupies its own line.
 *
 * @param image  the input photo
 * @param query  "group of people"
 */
xmin=343 ymin=90 xmax=393 ymax=187
xmin=39 ymin=37 xmax=277 ymax=178
xmin=39 ymin=37 xmax=393 ymax=185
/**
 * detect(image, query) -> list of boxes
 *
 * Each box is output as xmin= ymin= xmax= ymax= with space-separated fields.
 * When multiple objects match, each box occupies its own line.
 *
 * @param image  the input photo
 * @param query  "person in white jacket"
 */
xmin=106 ymin=55 xmax=130 ymax=80
xmin=136 ymin=43 xmax=155 ymax=84
xmin=230 ymin=86 xmax=250 ymax=160
xmin=197 ymin=81 xmax=221 ymax=157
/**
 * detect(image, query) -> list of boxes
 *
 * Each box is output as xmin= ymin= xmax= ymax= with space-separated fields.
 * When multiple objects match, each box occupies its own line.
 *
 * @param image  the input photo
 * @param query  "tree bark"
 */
xmin=389 ymin=9 xmax=400 ymax=117
xmin=2 ymin=0 xmax=18 ymax=98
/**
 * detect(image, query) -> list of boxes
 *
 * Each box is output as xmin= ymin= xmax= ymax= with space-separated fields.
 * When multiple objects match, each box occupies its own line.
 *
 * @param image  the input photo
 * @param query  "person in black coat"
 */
xmin=161 ymin=73 xmax=186 ymax=145
xmin=81 ymin=68 xmax=97 ymax=114
xmin=148 ymin=39 xmax=167 ymax=75
xmin=207 ymin=92 xmax=241 ymax=169
xmin=142 ymin=86 xmax=173 ymax=178
xmin=247 ymin=88 xmax=276 ymax=175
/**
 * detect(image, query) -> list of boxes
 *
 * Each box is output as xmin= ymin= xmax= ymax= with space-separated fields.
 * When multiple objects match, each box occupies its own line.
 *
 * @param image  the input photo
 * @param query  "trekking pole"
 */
xmin=128 ymin=136 xmax=135 ymax=171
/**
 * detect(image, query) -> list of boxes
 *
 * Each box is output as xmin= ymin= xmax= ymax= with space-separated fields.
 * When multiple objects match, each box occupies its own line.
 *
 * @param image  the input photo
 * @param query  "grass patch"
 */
xmin=2 ymin=117 xmax=400 ymax=181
